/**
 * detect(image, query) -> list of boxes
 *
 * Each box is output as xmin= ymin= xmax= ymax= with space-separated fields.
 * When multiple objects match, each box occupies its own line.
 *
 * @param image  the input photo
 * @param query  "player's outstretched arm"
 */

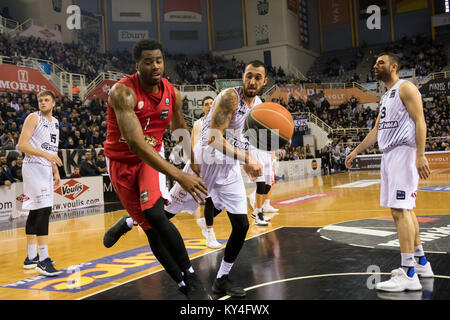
xmin=108 ymin=83 xmax=208 ymax=202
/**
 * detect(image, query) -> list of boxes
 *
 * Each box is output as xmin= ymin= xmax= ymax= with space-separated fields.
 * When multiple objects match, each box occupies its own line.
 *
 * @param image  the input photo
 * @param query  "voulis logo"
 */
xmin=55 ymin=179 xmax=89 ymax=200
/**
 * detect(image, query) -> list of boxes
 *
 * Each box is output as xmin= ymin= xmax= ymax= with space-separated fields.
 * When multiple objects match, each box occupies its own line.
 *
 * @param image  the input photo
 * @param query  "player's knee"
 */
xmin=256 ymin=182 xmax=266 ymax=194
xmin=35 ymin=207 xmax=51 ymax=236
xmin=264 ymin=184 xmax=271 ymax=194
xmin=25 ymin=210 xmax=39 ymax=235
xmin=230 ymin=214 xmax=249 ymax=234
xmin=390 ymin=208 xmax=406 ymax=221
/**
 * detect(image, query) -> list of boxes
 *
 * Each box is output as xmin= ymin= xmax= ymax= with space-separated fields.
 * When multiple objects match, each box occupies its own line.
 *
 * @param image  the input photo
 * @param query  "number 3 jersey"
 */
xmin=23 ymin=111 xmax=59 ymax=167
xmin=377 ymin=79 xmax=417 ymax=153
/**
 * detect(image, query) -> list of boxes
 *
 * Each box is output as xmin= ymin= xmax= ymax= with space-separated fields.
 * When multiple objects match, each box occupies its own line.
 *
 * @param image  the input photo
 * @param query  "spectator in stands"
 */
xmin=70 ymin=166 xmax=81 ymax=178
xmin=79 ymin=150 xmax=99 ymax=176
xmin=2 ymin=139 xmax=15 ymax=150
xmin=95 ymin=153 xmax=107 ymax=174
xmin=11 ymin=155 xmax=23 ymax=182
xmin=0 ymin=155 xmax=16 ymax=186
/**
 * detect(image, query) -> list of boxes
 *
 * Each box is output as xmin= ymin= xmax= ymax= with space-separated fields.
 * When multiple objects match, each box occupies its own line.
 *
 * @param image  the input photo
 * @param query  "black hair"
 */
xmin=133 ymin=39 xmax=164 ymax=63
xmin=246 ymin=60 xmax=267 ymax=75
xmin=202 ymin=96 xmax=214 ymax=105
xmin=378 ymin=52 xmax=401 ymax=73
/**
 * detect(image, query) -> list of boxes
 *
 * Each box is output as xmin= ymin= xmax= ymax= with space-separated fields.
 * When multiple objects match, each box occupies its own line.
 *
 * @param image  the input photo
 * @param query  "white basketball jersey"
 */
xmin=200 ymin=86 xmax=262 ymax=151
xmin=23 ymin=111 xmax=59 ymax=167
xmin=377 ymin=80 xmax=416 ymax=152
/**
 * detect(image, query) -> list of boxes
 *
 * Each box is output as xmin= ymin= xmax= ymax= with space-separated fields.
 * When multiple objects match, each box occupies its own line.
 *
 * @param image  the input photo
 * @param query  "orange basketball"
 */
xmin=245 ymin=102 xmax=294 ymax=151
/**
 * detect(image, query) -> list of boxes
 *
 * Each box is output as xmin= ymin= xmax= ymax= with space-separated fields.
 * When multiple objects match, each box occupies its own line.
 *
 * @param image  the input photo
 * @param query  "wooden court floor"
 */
xmin=0 ymin=170 xmax=449 ymax=300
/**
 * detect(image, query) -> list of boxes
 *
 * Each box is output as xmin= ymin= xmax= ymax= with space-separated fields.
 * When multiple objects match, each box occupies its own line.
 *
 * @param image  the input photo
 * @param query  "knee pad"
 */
xmin=25 ymin=210 xmax=39 ymax=235
xmin=35 ymin=207 xmax=52 ymax=236
xmin=256 ymin=182 xmax=266 ymax=194
xmin=264 ymin=184 xmax=271 ymax=195
xmin=228 ymin=213 xmax=249 ymax=234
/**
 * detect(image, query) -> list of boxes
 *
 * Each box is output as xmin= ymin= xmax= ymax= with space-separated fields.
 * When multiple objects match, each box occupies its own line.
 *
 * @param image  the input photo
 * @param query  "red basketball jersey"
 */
xmin=104 ymin=73 xmax=175 ymax=163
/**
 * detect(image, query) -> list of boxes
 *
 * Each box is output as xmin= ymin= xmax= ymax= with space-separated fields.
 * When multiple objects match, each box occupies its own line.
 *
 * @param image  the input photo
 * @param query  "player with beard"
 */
xmin=165 ymin=61 xmax=267 ymax=298
xmin=103 ymin=39 xmax=210 ymax=299
xmin=104 ymin=61 xmax=267 ymax=298
xmin=345 ymin=52 xmax=433 ymax=292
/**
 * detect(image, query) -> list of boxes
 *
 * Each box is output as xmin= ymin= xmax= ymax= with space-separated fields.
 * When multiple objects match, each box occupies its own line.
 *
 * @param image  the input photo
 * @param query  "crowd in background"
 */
xmin=0 ymin=31 xmax=449 ymax=181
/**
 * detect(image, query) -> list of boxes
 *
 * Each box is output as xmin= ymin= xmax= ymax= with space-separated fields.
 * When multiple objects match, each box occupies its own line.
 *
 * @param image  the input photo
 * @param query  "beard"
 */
xmin=243 ymin=86 xmax=258 ymax=98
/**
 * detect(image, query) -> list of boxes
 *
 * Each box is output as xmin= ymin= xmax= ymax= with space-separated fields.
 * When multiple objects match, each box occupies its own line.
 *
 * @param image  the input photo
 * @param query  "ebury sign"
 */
xmin=0 ymin=65 xmax=61 ymax=96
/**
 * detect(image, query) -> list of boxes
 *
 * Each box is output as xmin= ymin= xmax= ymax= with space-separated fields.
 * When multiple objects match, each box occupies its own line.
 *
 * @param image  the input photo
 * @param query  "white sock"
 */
xmin=401 ymin=253 xmax=415 ymax=268
xmin=188 ymin=266 xmax=194 ymax=274
xmin=27 ymin=244 xmax=37 ymax=260
xmin=38 ymin=245 xmax=49 ymax=261
xmin=217 ymin=259 xmax=233 ymax=279
xmin=263 ymin=200 xmax=270 ymax=207
xmin=126 ymin=218 xmax=134 ymax=229
xmin=178 ymin=280 xmax=186 ymax=287
xmin=414 ymin=245 xmax=425 ymax=257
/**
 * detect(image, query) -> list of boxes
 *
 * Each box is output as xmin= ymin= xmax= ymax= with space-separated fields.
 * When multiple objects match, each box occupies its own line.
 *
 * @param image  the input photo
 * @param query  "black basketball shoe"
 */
xmin=212 ymin=275 xmax=246 ymax=298
xmin=103 ymin=215 xmax=132 ymax=248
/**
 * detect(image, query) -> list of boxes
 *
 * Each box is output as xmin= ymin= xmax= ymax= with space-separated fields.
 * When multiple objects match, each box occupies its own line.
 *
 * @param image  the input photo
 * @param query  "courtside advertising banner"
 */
xmin=52 ymin=177 xmax=104 ymax=212
xmin=350 ymin=151 xmax=450 ymax=171
xmin=14 ymin=177 xmax=104 ymax=213
xmin=0 ymin=184 xmax=16 ymax=221
xmin=0 ymin=64 xmax=61 ymax=96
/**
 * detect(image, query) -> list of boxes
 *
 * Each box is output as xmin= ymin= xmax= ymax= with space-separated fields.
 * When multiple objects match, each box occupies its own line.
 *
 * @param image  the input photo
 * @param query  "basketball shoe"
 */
xmin=24 ymin=255 xmax=54 ymax=269
xmin=36 ymin=258 xmax=62 ymax=277
xmin=212 ymin=275 xmax=246 ymax=298
xmin=206 ymin=228 xmax=222 ymax=249
xmin=251 ymin=209 xmax=269 ymax=226
xmin=179 ymin=271 xmax=212 ymax=300
xmin=103 ymin=215 xmax=132 ymax=248
xmin=376 ymin=268 xmax=422 ymax=292
xmin=414 ymin=259 xmax=434 ymax=278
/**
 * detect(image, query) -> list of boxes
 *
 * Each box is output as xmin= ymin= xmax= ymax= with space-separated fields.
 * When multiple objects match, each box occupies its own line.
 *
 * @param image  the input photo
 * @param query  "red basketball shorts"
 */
xmin=107 ymin=158 xmax=170 ymax=231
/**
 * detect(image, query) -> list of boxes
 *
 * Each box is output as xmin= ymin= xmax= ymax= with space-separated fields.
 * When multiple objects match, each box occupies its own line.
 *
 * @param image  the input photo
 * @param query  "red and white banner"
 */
xmin=19 ymin=24 xmax=63 ymax=43
xmin=14 ymin=177 xmax=104 ymax=213
xmin=0 ymin=64 xmax=61 ymax=96
xmin=164 ymin=0 xmax=202 ymax=22
xmin=86 ymin=79 xmax=117 ymax=101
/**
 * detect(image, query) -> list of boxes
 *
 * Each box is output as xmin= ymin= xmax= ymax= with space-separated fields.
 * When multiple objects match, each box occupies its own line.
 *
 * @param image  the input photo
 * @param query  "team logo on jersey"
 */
xmin=396 ymin=190 xmax=406 ymax=200
xmin=138 ymin=101 xmax=144 ymax=110
xmin=389 ymin=89 xmax=396 ymax=98
xmin=41 ymin=187 xmax=48 ymax=195
xmin=140 ymin=190 xmax=149 ymax=203
xmin=179 ymin=190 xmax=187 ymax=199
xmin=160 ymin=109 xmax=169 ymax=120
xmin=144 ymin=135 xmax=158 ymax=146
xmin=165 ymin=98 xmax=170 ymax=106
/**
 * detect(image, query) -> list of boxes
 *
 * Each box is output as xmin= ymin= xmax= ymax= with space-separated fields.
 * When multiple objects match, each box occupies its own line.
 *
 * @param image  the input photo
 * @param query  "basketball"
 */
xmin=245 ymin=102 xmax=294 ymax=151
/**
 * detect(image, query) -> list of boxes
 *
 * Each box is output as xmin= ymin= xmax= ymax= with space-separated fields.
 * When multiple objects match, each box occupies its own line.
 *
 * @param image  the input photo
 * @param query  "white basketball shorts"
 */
xmin=22 ymin=162 xmax=54 ymax=210
xmin=165 ymin=143 xmax=247 ymax=215
xmin=248 ymin=146 xmax=273 ymax=184
xmin=380 ymin=145 xmax=419 ymax=210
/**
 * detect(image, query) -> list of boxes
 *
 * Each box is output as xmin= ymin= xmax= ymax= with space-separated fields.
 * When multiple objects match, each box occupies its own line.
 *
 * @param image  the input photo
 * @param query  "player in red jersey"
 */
xmin=103 ymin=39 xmax=210 ymax=299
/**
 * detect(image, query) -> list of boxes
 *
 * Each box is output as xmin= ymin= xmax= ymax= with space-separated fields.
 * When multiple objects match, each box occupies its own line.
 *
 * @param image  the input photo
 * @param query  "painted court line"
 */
xmin=322 ymin=225 xmax=397 ymax=237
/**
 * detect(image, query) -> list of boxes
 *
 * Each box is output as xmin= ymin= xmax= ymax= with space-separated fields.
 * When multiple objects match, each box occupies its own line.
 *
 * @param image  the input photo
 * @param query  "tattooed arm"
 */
xmin=208 ymin=89 xmax=262 ymax=177
xmin=108 ymin=83 xmax=208 ymax=201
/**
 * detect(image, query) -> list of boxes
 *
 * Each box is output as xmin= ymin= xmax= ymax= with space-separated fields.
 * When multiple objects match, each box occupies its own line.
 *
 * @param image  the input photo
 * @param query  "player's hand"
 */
xmin=345 ymin=151 xmax=357 ymax=169
xmin=53 ymin=174 xmax=61 ymax=188
xmin=416 ymin=154 xmax=431 ymax=180
xmin=46 ymin=153 xmax=62 ymax=166
xmin=177 ymin=172 xmax=208 ymax=203
xmin=243 ymin=160 xmax=262 ymax=180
